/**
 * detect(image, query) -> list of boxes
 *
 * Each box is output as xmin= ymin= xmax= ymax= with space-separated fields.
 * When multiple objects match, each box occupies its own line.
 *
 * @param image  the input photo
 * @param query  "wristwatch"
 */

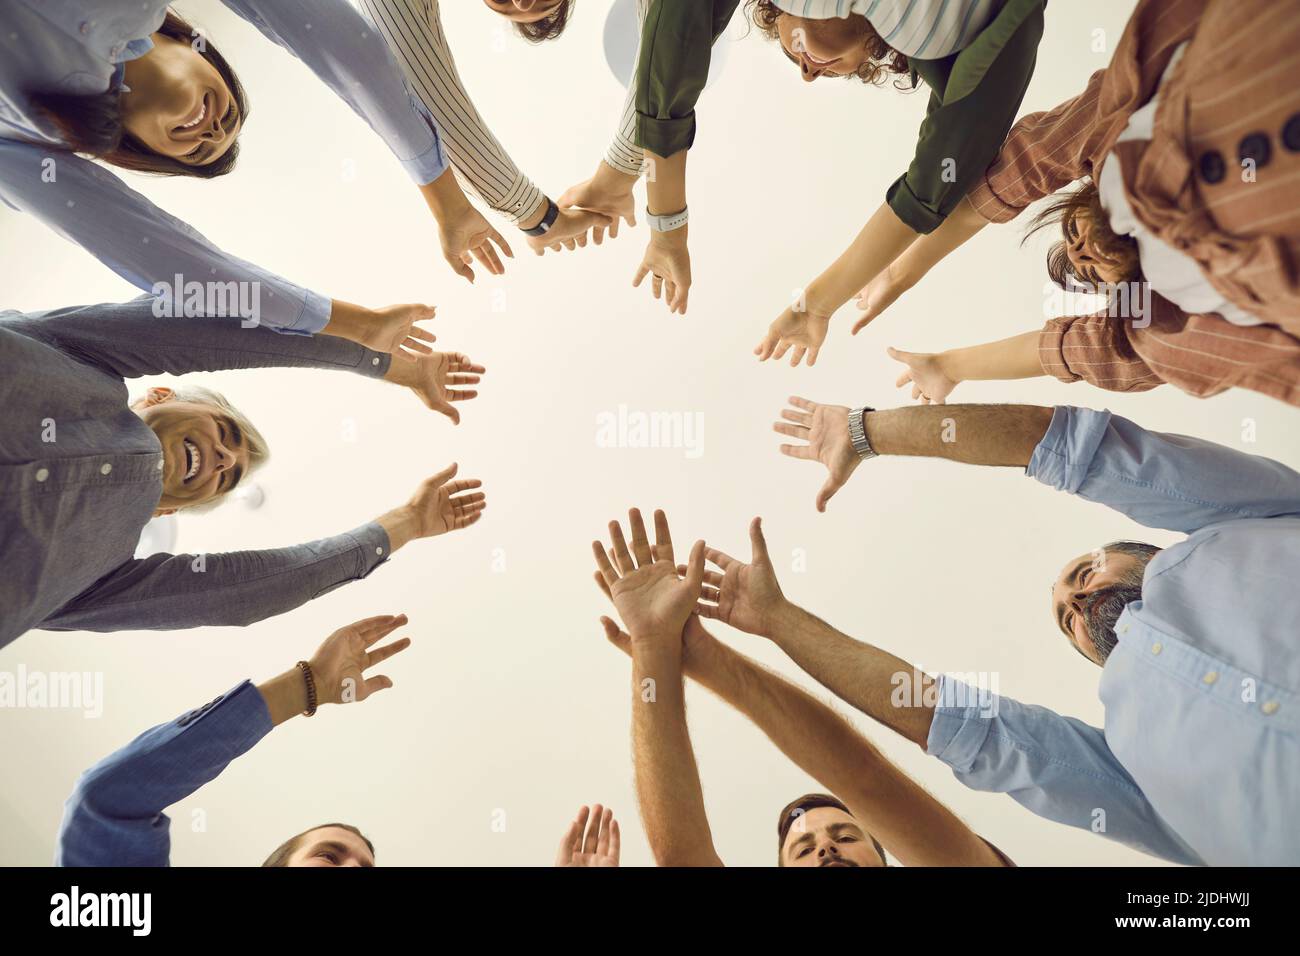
xmin=645 ymin=206 xmax=688 ymax=233
xmin=848 ymin=406 xmax=878 ymax=460
xmin=522 ymin=197 xmax=560 ymax=237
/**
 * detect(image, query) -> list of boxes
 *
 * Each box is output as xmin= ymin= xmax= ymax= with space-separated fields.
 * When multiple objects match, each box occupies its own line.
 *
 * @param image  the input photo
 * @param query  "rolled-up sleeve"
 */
xmin=887 ymin=0 xmax=1043 ymax=233
xmin=57 ymin=680 xmax=272 ymax=867
xmin=927 ymin=675 xmax=1203 ymax=866
xmin=1038 ymin=312 xmax=1161 ymax=391
xmin=0 ymin=142 xmax=330 ymax=335
xmin=40 ymin=523 xmax=393 ymax=633
xmin=1027 ymin=406 xmax=1300 ymax=531
xmin=633 ymin=1 xmax=738 ymax=157
xmin=223 ymin=0 xmax=447 ymax=184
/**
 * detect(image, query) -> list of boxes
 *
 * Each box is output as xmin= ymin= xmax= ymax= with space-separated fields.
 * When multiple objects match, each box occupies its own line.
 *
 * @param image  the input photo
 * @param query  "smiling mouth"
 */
xmin=182 ymin=439 xmax=201 ymax=482
xmin=177 ymin=92 xmax=209 ymax=131
xmin=802 ymin=50 xmax=836 ymax=66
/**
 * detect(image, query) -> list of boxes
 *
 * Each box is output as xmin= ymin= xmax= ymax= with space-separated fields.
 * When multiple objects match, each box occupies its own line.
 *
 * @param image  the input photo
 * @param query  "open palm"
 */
xmin=592 ymin=508 xmax=704 ymax=642
xmin=697 ymin=518 xmax=787 ymax=638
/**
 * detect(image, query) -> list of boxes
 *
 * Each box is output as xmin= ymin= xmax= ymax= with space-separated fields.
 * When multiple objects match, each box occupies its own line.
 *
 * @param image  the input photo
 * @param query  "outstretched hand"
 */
xmin=773 ymin=397 xmax=862 ymax=512
xmin=695 ymin=517 xmax=788 ymax=638
xmin=755 ymin=306 xmax=831 ymax=367
xmin=387 ymin=350 xmax=485 ymax=424
xmin=554 ymin=805 xmax=621 ymax=867
xmin=308 ymin=613 xmax=412 ymax=705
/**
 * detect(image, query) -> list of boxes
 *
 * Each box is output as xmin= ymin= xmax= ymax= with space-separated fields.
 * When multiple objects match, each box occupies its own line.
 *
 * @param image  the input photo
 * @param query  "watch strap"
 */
xmin=645 ymin=206 xmax=688 ymax=233
xmin=522 ymin=198 xmax=560 ymax=237
xmin=848 ymin=406 xmax=878 ymax=460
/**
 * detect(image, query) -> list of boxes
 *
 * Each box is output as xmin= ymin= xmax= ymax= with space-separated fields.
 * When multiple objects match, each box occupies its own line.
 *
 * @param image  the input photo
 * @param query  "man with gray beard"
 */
xmin=770 ymin=399 xmax=1300 ymax=865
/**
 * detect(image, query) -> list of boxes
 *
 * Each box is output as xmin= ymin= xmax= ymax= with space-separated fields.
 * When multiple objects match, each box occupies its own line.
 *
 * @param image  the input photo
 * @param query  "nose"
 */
xmin=199 ymin=111 xmax=226 ymax=145
xmin=818 ymin=843 xmax=840 ymax=858
xmin=213 ymin=438 xmax=233 ymax=472
xmin=800 ymin=57 xmax=823 ymax=83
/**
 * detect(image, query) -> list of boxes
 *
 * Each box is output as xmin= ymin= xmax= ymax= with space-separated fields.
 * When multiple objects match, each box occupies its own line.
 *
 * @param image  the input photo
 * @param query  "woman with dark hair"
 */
xmin=482 ymin=0 xmax=577 ymax=43
xmin=872 ymin=0 xmax=1300 ymax=408
xmin=0 ymin=0 xmax=515 ymax=349
xmin=556 ymin=0 xmax=1046 ymax=335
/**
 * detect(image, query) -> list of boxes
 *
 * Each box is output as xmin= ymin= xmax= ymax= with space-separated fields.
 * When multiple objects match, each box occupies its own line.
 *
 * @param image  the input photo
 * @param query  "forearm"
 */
xmin=767 ymin=604 xmax=934 ymax=747
xmin=375 ymin=507 xmax=419 ymax=554
xmin=687 ymin=635 xmax=892 ymax=803
xmin=893 ymin=195 xmax=988 ymax=280
xmin=644 ymin=149 xmax=687 ymax=215
xmin=631 ymin=642 xmax=721 ymax=866
xmin=941 ymin=331 xmax=1044 ymax=385
xmin=863 ymin=404 xmax=1054 ymax=468
xmin=809 ymin=202 xmax=918 ymax=312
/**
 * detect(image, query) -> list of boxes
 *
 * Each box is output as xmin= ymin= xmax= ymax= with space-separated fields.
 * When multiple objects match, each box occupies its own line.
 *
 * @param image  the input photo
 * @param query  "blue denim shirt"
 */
xmin=927 ymin=407 xmax=1300 ymax=865
xmin=0 ymin=0 xmax=448 ymax=334
xmin=0 ymin=297 xmax=395 ymax=648
xmin=56 ymin=679 xmax=273 ymax=866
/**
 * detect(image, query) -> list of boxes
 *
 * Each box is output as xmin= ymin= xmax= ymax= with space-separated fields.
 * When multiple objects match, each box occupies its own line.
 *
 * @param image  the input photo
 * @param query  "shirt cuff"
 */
xmin=924 ymin=674 xmax=995 ymax=773
xmin=1025 ymin=406 xmax=1113 ymax=493
xmin=284 ymin=289 xmax=333 ymax=336
xmin=346 ymin=522 xmax=395 ymax=573
xmin=635 ymin=113 xmax=696 ymax=158
xmin=885 ymin=174 xmax=946 ymax=235
xmin=191 ymin=680 xmax=276 ymax=745
xmin=966 ymin=179 xmax=1022 ymax=224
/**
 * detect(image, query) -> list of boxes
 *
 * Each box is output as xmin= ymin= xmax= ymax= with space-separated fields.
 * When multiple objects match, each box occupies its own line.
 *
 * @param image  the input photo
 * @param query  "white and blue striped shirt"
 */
xmin=772 ymin=0 xmax=999 ymax=59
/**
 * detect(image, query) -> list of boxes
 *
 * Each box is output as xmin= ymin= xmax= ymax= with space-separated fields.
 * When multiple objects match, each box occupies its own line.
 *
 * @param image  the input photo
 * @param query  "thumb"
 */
xmin=430 ymin=461 xmax=458 ymax=486
xmin=685 ymin=540 xmax=706 ymax=590
xmin=816 ymin=476 xmax=843 ymax=513
xmin=448 ymin=253 xmax=475 ymax=284
xmin=600 ymin=616 xmax=632 ymax=655
xmin=436 ymin=401 xmax=461 ymax=426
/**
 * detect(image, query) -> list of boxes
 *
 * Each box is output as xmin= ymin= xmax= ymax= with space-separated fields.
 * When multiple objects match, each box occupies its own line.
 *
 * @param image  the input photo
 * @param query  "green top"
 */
xmin=633 ymin=0 xmax=1045 ymax=234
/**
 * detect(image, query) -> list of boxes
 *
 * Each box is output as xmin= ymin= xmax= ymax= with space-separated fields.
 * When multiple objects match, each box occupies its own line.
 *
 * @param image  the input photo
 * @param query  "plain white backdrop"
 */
xmin=2 ymin=0 xmax=1296 ymax=866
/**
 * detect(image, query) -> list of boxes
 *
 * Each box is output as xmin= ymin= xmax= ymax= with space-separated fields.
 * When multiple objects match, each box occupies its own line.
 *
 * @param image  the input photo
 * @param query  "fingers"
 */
xmin=452 ymin=509 xmax=484 ymax=530
xmin=583 ymin=804 xmax=606 ymax=855
xmin=594 ymin=806 xmax=614 ymax=858
xmin=444 ymin=479 xmax=483 ymax=496
xmin=652 ymin=274 xmax=664 ymax=300
xmin=607 ymin=818 xmax=621 ymax=864
xmin=791 ymin=345 xmax=806 ymax=367
xmin=359 ymin=613 xmax=408 ymax=644
xmin=628 ymin=508 xmax=653 ymax=566
xmin=365 ymin=636 xmax=411 ymax=668
xmin=653 ymin=509 xmax=675 ymax=566
xmin=401 ymin=337 xmax=435 ymax=356
xmin=779 ymin=442 xmax=816 ymax=460
xmin=446 ymin=252 xmax=475 ymax=284
xmin=592 ymin=570 xmax=612 ymax=602
xmin=360 ymin=674 xmax=394 ymax=698
xmin=781 ymin=408 xmax=813 ymax=426
xmin=754 ymin=329 xmax=780 ymax=362
xmin=749 ymin=516 xmax=770 ymax=564
xmin=428 ymin=461 xmax=458 ymax=487
xmin=471 ymin=241 xmax=503 ymax=277
xmin=631 ymin=263 xmax=651 ymax=288
xmin=556 ymin=813 xmax=583 ymax=863
xmin=773 ymin=421 xmax=808 ymax=440
xmin=609 ymin=520 xmax=635 ymax=575
xmin=592 ymin=541 xmax=619 ymax=587
xmin=789 ymin=396 xmax=817 ymax=412
xmin=703 ymin=546 xmax=737 ymax=572
xmin=434 ymin=401 xmax=461 ymax=425
xmin=488 ymin=227 xmax=513 ymax=261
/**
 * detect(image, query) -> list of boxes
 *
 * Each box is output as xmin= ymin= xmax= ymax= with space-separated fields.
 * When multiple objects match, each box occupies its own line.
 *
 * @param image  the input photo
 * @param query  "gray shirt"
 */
xmin=0 ymin=297 xmax=395 ymax=648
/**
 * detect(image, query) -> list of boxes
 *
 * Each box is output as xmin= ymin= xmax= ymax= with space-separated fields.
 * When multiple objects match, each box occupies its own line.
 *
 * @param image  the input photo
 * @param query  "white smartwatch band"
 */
xmin=645 ymin=206 xmax=689 ymax=233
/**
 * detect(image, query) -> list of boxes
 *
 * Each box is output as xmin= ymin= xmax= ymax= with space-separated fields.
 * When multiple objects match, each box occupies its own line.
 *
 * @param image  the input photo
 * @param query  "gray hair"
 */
xmin=134 ymin=383 xmax=270 ymax=514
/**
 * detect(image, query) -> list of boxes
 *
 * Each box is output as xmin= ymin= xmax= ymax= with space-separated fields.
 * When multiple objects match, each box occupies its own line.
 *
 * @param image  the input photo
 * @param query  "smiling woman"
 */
xmin=745 ymin=0 xmax=910 ymax=86
xmin=28 ymin=11 xmax=248 ymax=178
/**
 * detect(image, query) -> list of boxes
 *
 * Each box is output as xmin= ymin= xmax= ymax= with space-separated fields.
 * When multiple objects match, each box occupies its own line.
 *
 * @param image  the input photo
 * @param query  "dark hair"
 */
xmin=514 ymin=1 xmax=575 ymax=43
xmin=1102 ymin=541 xmax=1162 ymax=565
xmin=1025 ymin=179 xmax=1141 ymax=291
xmin=745 ymin=0 xmax=911 ymax=87
xmin=27 ymin=10 xmax=247 ymax=178
xmin=261 ymin=823 xmax=375 ymax=867
xmin=776 ymin=793 xmax=885 ymax=866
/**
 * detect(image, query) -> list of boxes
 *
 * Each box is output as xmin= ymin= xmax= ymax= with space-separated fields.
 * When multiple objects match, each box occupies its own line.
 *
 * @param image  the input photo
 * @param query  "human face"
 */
xmin=119 ymin=33 xmax=242 ymax=167
xmin=774 ymin=14 xmax=866 ymax=82
xmin=480 ymin=0 xmax=564 ymax=23
xmin=1065 ymin=210 xmax=1129 ymax=287
xmin=285 ymin=827 xmax=376 ymax=868
xmin=1051 ymin=550 xmax=1144 ymax=665
xmin=780 ymin=807 xmax=885 ymax=867
xmin=132 ymin=388 xmax=251 ymax=514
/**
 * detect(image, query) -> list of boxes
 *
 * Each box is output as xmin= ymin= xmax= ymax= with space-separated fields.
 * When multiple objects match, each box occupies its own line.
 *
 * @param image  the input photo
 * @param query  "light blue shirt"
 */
xmin=927 ymin=406 xmax=1300 ymax=866
xmin=0 ymin=0 xmax=448 ymax=334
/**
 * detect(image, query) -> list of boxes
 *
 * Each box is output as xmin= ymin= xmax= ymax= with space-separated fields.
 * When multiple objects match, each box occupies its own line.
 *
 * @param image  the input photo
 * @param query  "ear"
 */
xmin=136 ymin=386 xmax=175 ymax=409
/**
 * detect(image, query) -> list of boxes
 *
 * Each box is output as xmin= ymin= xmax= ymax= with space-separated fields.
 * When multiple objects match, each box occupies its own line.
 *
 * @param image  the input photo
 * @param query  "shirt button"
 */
xmin=156 ymin=458 xmax=164 ymax=470
xmin=1238 ymin=132 xmax=1272 ymax=168
xmin=1150 ymin=642 xmax=1163 ymax=655
xmin=1282 ymin=113 xmax=1300 ymax=152
xmin=371 ymin=357 xmax=380 ymax=366
xmin=375 ymin=547 xmax=384 ymax=556
xmin=1198 ymin=150 xmax=1226 ymax=184
xmin=1202 ymin=671 xmax=1219 ymax=685
xmin=35 ymin=467 xmax=50 ymax=482
xmin=100 ymin=463 xmax=113 ymax=476
xmin=1261 ymin=701 xmax=1280 ymax=716
xmin=1119 ymin=622 xmax=1130 ymax=635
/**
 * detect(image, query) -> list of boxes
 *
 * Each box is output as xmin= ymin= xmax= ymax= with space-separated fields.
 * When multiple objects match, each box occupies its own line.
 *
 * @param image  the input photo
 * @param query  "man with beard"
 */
xmin=766 ymin=399 xmax=1300 ymax=865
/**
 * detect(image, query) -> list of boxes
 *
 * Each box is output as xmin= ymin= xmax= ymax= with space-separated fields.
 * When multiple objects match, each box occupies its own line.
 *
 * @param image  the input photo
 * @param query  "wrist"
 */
xmin=597 ymin=159 xmax=639 ymax=189
xmin=649 ymin=223 xmax=688 ymax=247
xmin=420 ymin=167 xmax=471 ymax=220
xmin=936 ymin=350 xmax=965 ymax=383
xmin=802 ymin=278 xmax=840 ymax=318
xmin=516 ymin=194 xmax=550 ymax=232
xmin=257 ymin=668 xmax=310 ymax=726
xmin=766 ymin=600 xmax=805 ymax=644
xmin=376 ymin=505 xmax=419 ymax=552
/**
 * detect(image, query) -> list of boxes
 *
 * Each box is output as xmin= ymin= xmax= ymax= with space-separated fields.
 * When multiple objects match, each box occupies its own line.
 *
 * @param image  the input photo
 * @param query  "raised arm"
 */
xmin=56 ymin=614 xmax=411 ymax=866
xmin=598 ymin=610 xmax=1003 ymax=866
xmin=592 ymin=509 xmax=722 ymax=866
xmin=41 ymin=463 xmax=486 ymax=634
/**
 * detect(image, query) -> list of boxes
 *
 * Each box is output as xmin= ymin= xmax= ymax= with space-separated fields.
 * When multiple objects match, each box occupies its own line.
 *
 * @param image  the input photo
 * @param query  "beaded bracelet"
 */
xmin=296 ymin=660 xmax=318 ymax=717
